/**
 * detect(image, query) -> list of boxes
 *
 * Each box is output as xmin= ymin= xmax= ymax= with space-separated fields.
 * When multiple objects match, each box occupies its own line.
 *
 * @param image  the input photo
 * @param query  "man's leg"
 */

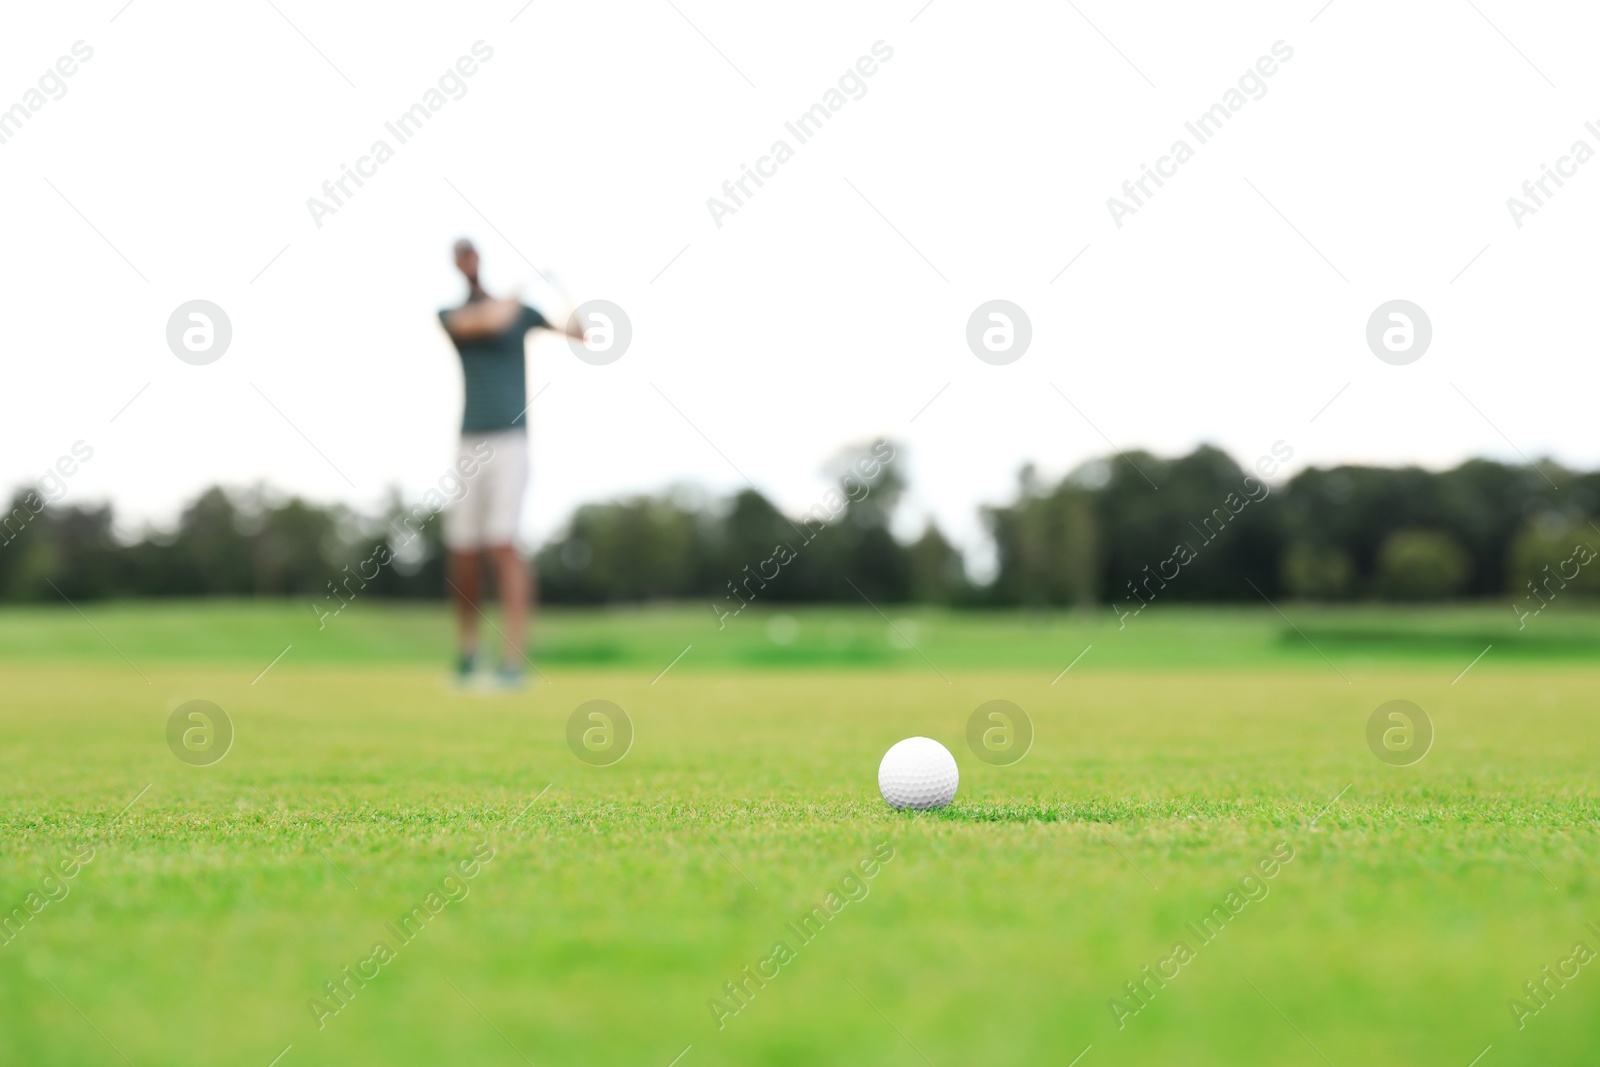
xmin=449 ymin=549 xmax=483 ymax=660
xmin=487 ymin=544 xmax=528 ymax=667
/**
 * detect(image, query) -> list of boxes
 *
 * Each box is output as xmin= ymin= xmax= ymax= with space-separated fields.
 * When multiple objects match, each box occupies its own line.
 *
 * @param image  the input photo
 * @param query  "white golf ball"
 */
xmin=878 ymin=736 xmax=959 ymax=810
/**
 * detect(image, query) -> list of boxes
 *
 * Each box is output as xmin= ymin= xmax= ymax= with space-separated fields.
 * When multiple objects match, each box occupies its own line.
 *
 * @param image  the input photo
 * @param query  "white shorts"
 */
xmin=443 ymin=429 xmax=529 ymax=550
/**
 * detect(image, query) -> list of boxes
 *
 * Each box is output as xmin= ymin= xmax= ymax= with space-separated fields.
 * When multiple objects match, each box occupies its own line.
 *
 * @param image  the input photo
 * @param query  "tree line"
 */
xmin=3 ymin=440 xmax=1596 ymax=607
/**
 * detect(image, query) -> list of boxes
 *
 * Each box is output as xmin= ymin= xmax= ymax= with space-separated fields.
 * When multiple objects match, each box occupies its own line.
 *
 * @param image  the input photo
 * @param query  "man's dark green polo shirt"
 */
xmin=439 ymin=302 xmax=547 ymax=433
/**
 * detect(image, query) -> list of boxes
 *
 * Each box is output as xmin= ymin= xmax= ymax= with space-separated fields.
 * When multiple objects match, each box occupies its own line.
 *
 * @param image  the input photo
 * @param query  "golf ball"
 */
xmin=878 ymin=736 xmax=959 ymax=809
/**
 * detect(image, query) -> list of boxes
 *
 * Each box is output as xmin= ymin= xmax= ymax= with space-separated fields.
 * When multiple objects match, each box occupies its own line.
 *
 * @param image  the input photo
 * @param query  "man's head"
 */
xmin=453 ymin=238 xmax=480 ymax=285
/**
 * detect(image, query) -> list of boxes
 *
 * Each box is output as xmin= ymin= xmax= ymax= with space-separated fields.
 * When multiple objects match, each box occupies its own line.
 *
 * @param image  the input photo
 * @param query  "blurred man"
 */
xmin=438 ymin=238 xmax=580 ymax=686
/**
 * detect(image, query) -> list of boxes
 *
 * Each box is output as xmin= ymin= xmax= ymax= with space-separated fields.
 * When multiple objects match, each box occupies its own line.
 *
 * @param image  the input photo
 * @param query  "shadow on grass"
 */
xmin=893 ymin=797 xmax=1264 ymax=824
xmin=897 ymin=801 xmax=1070 ymax=823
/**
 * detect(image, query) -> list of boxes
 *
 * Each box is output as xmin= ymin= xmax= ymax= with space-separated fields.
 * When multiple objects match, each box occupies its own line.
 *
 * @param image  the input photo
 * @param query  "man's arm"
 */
xmin=538 ymin=306 xmax=585 ymax=342
xmin=442 ymin=297 xmax=522 ymax=340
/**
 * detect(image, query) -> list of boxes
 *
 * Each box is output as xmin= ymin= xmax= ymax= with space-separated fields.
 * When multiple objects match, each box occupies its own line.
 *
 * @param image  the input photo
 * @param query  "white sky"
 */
xmin=4 ymin=0 xmax=1598 ymax=561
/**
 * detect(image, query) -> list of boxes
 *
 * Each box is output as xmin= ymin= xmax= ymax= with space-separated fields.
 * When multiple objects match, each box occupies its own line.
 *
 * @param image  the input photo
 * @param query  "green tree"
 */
xmin=1093 ymin=446 xmax=1282 ymax=603
xmin=908 ymin=523 xmax=966 ymax=604
xmin=1505 ymin=519 xmax=1600 ymax=602
xmin=251 ymin=495 xmax=346 ymax=596
xmin=172 ymin=488 xmax=255 ymax=594
xmin=985 ymin=465 xmax=1097 ymax=607
xmin=1280 ymin=542 xmax=1355 ymax=599
xmin=1375 ymin=529 xmax=1473 ymax=599
xmin=536 ymin=495 xmax=705 ymax=603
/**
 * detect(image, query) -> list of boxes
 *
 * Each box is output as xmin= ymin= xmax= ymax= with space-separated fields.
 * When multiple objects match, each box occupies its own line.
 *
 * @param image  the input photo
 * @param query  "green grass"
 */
xmin=1 ymin=600 xmax=1597 ymax=1065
